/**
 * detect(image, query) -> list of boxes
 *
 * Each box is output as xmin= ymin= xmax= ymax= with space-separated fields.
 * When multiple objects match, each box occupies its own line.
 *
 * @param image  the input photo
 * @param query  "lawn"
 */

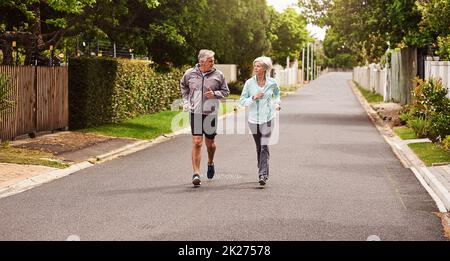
xmin=393 ymin=126 xmax=417 ymax=140
xmin=280 ymin=85 xmax=299 ymax=92
xmin=357 ymin=86 xmax=384 ymax=103
xmin=0 ymin=145 xmax=69 ymax=168
xmin=82 ymin=102 xmax=235 ymax=140
xmin=226 ymin=94 xmax=241 ymax=100
xmin=408 ymin=142 xmax=450 ymax=166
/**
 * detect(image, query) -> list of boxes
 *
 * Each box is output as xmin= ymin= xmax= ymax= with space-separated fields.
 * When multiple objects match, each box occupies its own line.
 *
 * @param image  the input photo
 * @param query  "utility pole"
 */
xmin=301 ymin=48 xmax=305 ymax=84
xmin=311 ymin=42 xmax=314 ymax=80
xmin=306 ymin=43 xmax=310 ymax=82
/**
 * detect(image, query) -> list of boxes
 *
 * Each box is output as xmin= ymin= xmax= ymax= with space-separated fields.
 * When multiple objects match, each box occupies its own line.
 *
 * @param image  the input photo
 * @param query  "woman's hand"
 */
xmin=252 ymin=92 xmax=264 ymax=100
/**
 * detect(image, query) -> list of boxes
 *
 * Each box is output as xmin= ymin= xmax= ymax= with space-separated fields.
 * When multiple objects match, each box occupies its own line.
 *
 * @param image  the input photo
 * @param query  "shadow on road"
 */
xmin=98 ymin=181 xmax=266 ymax=196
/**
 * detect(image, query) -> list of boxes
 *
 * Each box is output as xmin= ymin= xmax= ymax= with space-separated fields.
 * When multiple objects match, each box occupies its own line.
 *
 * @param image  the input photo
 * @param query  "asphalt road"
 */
xmin=0 ymin=72 xmax=445 ymax=241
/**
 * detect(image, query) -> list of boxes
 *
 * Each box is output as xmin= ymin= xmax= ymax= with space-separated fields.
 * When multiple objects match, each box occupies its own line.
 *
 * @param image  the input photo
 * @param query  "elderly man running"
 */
xmin=180 ymin=49 xmax=229 ymax=186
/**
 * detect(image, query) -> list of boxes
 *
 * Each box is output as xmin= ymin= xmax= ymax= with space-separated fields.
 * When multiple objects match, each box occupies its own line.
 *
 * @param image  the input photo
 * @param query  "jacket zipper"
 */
xmin=201 ymin=75 xmax=204 ymax=114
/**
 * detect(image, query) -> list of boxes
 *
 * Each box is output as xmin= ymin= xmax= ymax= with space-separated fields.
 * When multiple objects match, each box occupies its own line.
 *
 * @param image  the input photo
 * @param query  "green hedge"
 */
xmin=227 ymin=81 xmax=244 ymax=95
xmin=69 ymin=57 xmax=184 ymax=129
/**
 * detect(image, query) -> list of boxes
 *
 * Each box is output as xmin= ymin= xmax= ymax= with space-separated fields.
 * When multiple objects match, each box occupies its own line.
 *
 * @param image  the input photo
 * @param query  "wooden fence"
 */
xmin=353 ymin=65 xmax=388 ymax=100
xmin=0 ymin=65 xmax=68 ymax=141
xmin=353 ymin=47 xmax=417 ymax=104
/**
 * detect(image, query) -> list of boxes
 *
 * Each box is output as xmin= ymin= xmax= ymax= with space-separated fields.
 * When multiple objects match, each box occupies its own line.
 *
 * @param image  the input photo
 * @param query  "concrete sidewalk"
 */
xmin=0 ymin=133 xmax=154 ymax=198
xmin=349 ymin=80 xmax=450 ymax=212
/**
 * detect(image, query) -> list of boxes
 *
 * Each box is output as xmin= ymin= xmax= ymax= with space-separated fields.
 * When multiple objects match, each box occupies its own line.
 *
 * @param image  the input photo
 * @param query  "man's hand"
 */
xmin=204 ymin=88 xmax=215 ymax=99
xmin=252 ymin=92 xmax=264 ymax=100
xmin=183 ymin=104 xmax=190 ymax=112
xmin=275 ymin=104 xmax=281 ymax=111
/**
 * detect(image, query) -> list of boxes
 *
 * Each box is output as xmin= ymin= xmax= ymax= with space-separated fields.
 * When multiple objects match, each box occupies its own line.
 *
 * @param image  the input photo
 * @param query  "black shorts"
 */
xmin=190 ymin=113 xmax=217 ymax=140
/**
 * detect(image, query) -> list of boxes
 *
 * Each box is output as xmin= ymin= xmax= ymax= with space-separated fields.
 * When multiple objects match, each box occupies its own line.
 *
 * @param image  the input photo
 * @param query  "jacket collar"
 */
xmin=195 ymin=64 xmax=216 ymax=76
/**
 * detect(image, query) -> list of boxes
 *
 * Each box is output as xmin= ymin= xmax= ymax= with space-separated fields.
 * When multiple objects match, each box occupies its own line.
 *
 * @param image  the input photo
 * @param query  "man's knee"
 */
xmin=192 ymin=137 xmax=203 ymax=148
xmin=205 ymin=137 xmax=216 ymax=148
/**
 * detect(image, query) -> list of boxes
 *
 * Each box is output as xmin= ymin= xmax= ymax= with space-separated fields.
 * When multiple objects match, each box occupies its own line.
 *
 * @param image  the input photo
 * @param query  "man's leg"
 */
xmin=192 ymin=136 xmax=203 ymax=174
xmin=203 ymin=114 xmax=217 ymax=179
xmin=205 ymin=137 xmax=216 ymax=165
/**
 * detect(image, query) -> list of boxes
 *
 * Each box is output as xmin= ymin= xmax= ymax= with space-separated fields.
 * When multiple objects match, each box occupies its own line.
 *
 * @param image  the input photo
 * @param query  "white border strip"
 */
xmin=411 ymin=167 xmax=448 ymax=212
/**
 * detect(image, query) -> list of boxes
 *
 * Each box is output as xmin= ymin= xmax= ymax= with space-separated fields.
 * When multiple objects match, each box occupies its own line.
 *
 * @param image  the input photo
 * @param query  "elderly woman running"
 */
xmin=239 ymin=56 xmax=281 ymax=186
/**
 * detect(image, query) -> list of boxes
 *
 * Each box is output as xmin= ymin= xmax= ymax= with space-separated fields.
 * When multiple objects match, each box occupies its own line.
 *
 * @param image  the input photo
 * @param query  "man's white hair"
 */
xmin=253 ymin=56 xmax=273 ymax=72
xmin=198 ymin=49 xmax=215 ymax=62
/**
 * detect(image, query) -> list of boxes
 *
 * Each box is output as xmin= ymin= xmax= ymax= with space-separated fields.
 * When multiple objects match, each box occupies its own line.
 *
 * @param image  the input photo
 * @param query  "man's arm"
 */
xmin=180 ymin=72 xmax=190 ymax=108
xmin=213 ymin=74 xmax=230 ymax=99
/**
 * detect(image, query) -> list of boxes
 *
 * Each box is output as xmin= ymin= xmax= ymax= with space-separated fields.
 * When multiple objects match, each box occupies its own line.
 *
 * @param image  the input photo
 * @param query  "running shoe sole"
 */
xmin=207 ymin=165 xmax=215 ymax=179
xmin=192 ymin=177 xmax=201 ymax=186
xmin=259 ymin=178 xmax=266 ymax=186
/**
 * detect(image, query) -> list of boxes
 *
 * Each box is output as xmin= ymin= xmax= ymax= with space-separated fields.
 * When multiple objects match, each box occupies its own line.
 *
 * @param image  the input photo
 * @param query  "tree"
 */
xmin=322 ymin=27 xmax=356 ymax=68
xmin=0 ymin=0 xmax=160 ymax=65
xmin=299 ymin=0 xmax=423 ymax=64
xmin=268 ymin=7 xmax=309 ymax=66
xmin=417 ymin=0 xmax=450 ymax=37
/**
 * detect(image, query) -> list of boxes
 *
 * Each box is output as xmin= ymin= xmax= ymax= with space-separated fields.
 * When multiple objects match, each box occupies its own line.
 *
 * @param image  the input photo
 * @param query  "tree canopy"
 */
xmin=299 ymin=0 xmax=450 ymax=65
xmin=0 ymin=0 xmax=312 ymax=78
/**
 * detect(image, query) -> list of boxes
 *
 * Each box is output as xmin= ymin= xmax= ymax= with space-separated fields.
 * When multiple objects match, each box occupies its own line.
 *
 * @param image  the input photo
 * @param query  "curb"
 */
xmin=348 ymin=80 xmax=449 ymax=212
xmin=0 ymin=109 xmax=241 ymax=199
xmin=0 ymin=161 xmax=92 ymax=199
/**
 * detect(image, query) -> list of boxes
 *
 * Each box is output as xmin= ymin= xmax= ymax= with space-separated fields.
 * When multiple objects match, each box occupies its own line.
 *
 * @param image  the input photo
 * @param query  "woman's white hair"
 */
xmin=198 ymin=49 xmax=215 ymax=62
xmin=253 ymin=56 xmax=273 ymax=72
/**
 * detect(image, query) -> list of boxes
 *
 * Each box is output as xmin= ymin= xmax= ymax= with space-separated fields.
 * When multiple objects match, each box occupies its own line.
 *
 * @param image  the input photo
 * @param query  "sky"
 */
xmin=266 ymin=0 xmax=326 ymax=41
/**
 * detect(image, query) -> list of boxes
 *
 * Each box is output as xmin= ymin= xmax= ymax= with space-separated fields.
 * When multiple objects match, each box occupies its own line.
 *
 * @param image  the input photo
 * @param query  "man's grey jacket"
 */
xmin=180 ymin=64 xmax=229 ymax=115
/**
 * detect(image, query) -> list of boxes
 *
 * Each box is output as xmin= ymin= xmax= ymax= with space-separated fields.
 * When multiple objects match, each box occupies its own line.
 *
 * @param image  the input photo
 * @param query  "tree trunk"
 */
xmin=30 ymin=2 xmax=44 ymax=51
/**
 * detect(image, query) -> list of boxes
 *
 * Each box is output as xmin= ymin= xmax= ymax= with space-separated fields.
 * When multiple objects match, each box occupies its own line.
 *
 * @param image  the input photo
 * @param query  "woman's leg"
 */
xmin=249 ymin=122 xmax=262 ymax=168
xmin=258 ymin=120 xmax=273 ymax=178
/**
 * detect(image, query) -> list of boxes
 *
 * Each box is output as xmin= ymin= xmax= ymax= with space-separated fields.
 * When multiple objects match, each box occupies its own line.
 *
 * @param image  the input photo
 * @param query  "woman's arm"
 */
xmin=273 ymin=82 xmax=281 ymax=105
xmin=239 ymin=81 xmax=254 ymax=107
xmin=272 ymin=82 xmax=281 ymax=110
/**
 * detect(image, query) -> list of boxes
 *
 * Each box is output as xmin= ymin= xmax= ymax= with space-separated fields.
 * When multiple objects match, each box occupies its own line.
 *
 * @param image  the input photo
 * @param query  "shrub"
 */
xmin=409 ymin=78 xmax=450 ymax=141
xmin=408 ymin=117 xmax=430 ymax=138
xmin=227 ymin=81 xmax=244 ymax=95
xmin=411 ymin=78 xmax=450 ymax=119
xmin=442 ymin=135 xmax=450 ymax=151
xmin=399 ymin=104 xmax=412 ymax=125
xmin=399 ymin=113 xmax=409 ymax=125
xmin=68 ymin=57 xmax=184 ymax=129
xmin=427 ymin=113 xmax=450 ymax=142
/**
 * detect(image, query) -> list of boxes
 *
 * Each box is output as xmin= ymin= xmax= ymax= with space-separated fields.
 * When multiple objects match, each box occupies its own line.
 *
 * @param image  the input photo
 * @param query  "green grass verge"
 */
xmin=0 ymin=146 xmax=69 ymax=169
xmin=226 ymin=94 xmax=241 ymax=100
xmin=394 ymin=126 xmax=417 ymax=140
xmin=357 ymin=86 xmax=384 ymax=103
xmin=82 ymin=102 xmax=235 ymax=140
xmin=408 ymin=142 xmax=450 ymax=166
xmin=280 ymin=85 xmax=299 ymax=92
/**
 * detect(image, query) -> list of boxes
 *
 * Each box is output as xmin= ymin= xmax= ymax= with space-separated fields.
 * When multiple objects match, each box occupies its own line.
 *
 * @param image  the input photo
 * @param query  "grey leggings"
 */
xmin=248 ymin=120 xmax=273 ymax=178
